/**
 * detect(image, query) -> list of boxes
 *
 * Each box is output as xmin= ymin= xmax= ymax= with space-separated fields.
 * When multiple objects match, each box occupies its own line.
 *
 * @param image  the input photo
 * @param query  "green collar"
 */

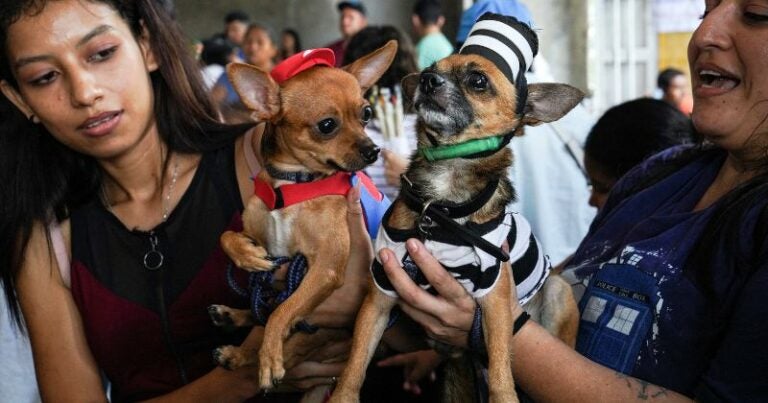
xmin=418 ymin=134 xmax=507 ymax=162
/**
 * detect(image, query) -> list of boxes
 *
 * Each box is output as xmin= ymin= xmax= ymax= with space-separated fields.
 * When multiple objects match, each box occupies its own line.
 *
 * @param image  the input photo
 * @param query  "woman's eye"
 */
xmin=317 ymin=118 xmax=338 ymax=134
xmin=30 ymin=71 xmax=58 ymax=86
xmin=362 ymin=106 xmax=373 ymax=123
xmin=744 ymin=11 xmax=768 ymax=23
xmin=467 ymin=72 xmax=488 ymax=91
xmin=89 ymin=46 xmax=118 ymax=63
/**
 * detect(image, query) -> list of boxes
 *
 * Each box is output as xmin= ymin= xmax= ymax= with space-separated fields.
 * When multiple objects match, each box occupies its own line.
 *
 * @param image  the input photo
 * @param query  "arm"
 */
xmin=19 ymin=222 xmax=262 ymax=403
xmin=379 ymin=239 xmax=693 ymax=402
xmin=17 ymin=221 xmax=106 ymax=402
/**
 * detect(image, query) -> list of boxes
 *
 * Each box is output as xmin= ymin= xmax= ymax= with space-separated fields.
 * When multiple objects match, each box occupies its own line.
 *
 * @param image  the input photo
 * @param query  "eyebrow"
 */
xmin=13 ymin=25 xmax=114 ymax=70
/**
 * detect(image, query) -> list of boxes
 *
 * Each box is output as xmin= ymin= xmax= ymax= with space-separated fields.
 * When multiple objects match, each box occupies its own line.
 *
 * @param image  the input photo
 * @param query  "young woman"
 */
xmin=0 ymin=1 xmax=372 ymax=401
xmin=378 ymin=0 xmax=768 ymax=401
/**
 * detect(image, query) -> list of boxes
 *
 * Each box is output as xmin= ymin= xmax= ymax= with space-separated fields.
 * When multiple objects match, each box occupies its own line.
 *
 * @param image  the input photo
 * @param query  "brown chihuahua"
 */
xmin=208 ymin=41 xmax=397 ymax=392
xmin=330 ymin=14 xmax=581 ymax=403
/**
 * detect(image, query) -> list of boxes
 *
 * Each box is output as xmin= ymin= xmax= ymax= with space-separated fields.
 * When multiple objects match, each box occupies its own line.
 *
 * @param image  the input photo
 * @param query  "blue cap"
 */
xmin=456 ymin=0 xmax=533 ymax=45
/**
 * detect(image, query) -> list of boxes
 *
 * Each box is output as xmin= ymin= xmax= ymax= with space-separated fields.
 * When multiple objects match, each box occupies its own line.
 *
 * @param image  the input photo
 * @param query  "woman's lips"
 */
xmin=694 ymin=67 xmax=740 ymax=97
xmin=79 ymin=111 xmax=122 ymax=137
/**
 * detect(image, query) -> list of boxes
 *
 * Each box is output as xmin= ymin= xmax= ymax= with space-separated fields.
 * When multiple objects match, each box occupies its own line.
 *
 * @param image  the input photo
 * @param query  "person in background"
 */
xmin=222 ymin=10 xmax=250 ymax=58
xmin=658 ymin=67 xmax=693 ymax=115
xmin=584 ymin=97 xmax=695 ymax=211
xmin=411 ymin=0 xmax=453 ymax=70
xmin=379 ymin=0 xmax=768 ymax=400
xmin=455 ymin=0 xmax=533 ymax=48
xmin=325 ymin=0 xmax=368 ymax=67
xmin=343 ymin=26 xmax=420 ymax=200
xmin=0 ymin=0 xmax=373 ymax=401
xmin=199 ymin=37 xmax=238 ymax=91
xmin=212 ymin=23 xmax=278 ymax=123
xmin=278 ymin=28 xmax=302 ymax=63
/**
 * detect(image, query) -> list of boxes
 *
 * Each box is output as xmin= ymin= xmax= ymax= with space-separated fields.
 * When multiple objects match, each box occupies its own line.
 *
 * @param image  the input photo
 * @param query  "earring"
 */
xmin=28 ymin=114 xmax=40 ymax=124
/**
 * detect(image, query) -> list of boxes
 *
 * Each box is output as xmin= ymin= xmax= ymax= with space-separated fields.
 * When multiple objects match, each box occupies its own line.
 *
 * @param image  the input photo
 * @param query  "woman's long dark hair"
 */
xmin=0 ymin=0 xmax=254 ymax=327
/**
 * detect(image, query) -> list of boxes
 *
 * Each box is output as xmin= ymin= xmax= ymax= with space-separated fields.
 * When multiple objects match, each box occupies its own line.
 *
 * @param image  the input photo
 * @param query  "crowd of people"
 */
xmin=1 ymin=0 xmax=766 ymax=402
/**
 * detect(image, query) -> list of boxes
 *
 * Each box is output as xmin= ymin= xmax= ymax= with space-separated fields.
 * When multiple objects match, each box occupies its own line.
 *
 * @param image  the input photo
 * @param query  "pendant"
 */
xmin=143 ymin=232 xmax=164 ymax=271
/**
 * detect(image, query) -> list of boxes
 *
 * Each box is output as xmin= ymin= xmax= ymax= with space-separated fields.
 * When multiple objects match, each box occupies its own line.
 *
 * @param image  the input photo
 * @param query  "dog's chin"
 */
xmin=327 ymin=158 xmax=372 ymax=173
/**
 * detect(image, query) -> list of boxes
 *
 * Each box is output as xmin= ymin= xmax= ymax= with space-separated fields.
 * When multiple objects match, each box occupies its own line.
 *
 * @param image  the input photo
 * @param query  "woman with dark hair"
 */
xmin=343 ymin=25 xmax=419 ymax=91
xmin=0 ymin=1 xmax=370 ymax=401
xmin=376 ymin=1 xmax=768 ymax=401
xmin=585 ymin=97 xmax=695 ymax=210
xmin=278 ymin=28 xmax=302 ymax=63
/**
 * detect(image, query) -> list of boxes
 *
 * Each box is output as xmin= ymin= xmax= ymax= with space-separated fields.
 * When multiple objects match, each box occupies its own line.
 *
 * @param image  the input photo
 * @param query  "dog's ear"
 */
xmin=521 ymin=83 xmax=584 ymax=126
xmin=401 ymin=73 xmax=420 ymax=103
xmin=343 ymin=40 xmax=398 ymax=92
xmin=227 ymin=62 xmax=281 ymax=121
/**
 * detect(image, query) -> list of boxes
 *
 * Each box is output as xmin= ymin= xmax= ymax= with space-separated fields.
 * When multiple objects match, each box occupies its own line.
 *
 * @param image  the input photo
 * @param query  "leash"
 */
xmin=399 ymin=175 xmax=510 ymax=262
xmin=226 ymin=255 xmax=318 ymax=333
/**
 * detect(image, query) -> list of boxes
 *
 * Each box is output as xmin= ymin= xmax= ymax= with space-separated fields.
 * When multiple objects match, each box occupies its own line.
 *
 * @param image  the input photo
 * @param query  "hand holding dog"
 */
xmin=379 ymin=239 xmax=524 ymax=348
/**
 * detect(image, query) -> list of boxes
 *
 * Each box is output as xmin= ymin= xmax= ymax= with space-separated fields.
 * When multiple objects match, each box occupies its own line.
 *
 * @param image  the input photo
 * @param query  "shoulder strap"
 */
xmin=48 ymin=221 xmax=71 ymax=288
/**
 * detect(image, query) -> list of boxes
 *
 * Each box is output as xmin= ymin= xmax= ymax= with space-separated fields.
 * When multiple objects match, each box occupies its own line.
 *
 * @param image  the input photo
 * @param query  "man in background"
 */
xmin=657 ymin=67 xmax=693 ymax=115
xmin=411 ymin=0 xmax=453 ymax=70
xmin=326 ymin=1 xmax=368 ymax=66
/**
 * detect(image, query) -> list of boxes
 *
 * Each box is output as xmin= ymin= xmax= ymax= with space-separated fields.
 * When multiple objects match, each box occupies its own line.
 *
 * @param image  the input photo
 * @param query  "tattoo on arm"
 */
xmin=615 ymin=372 xmax=669 ymax=400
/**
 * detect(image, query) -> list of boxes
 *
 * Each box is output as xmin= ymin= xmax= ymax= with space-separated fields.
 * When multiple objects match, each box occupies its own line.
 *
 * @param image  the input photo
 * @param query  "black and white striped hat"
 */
xmin=459 ymin=12 xmax=538 ymax=114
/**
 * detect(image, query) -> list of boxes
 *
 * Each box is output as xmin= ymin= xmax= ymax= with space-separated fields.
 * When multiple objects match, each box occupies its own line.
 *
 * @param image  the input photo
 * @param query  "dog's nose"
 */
xmin=420 ymin=72 xmax=445 ymax=94
xmin=360 ymin=144 xmax=380 ymax=164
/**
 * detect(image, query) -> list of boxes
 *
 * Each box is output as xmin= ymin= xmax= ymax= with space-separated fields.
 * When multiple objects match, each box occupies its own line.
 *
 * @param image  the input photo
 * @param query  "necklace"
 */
xmin=100 ymin=155 xmax=180 ymax=223
xmin=100 ymin=155 xmax=180 ymax=271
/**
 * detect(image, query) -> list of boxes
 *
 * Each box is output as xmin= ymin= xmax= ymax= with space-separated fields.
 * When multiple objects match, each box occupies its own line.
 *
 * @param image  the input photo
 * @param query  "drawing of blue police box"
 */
xmin=575 ymin=261 xmax=660 ymax=374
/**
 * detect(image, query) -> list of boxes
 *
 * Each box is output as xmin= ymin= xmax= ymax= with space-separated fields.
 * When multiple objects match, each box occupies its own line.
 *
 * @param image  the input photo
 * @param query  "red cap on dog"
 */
xmin=270 ymin=48 xmax=336 ymax=84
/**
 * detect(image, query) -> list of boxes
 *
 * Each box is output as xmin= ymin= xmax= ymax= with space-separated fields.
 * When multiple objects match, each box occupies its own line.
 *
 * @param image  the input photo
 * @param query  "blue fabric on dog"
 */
xmin=351 ymin=173 xmax=391 ymax=239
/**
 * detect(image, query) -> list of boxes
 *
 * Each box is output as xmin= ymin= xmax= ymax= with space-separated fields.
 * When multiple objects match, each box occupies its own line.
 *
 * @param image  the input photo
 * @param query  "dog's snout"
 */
xmin=360 ymin=144 xmax=380 ymax=164
xmin=420 ymin=72 xmax=445 ymax=94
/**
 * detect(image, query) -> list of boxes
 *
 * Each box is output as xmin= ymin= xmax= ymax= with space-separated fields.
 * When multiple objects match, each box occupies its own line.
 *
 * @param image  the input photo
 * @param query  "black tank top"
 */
xmin=69 ymin=143 xmax=256 ymax=401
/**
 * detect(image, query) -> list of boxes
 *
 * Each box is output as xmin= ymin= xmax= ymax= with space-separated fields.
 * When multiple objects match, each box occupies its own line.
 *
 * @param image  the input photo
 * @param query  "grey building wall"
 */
xmin=177 ymin=0 xmax=461 ymax=51
xmin=175 ymin=1 xmax=587 ymax=91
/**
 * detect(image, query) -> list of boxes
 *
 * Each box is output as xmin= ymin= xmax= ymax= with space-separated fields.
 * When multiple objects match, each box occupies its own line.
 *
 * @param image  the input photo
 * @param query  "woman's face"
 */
xmin=0 ymin=0 xmax=158 ymax=160
xmin=243 ymin=28 xmax=276 ymax=69
xmin=281 ymin=32 xmax=296 ymax=53
xmin=688 ymin=0 xmax=768 ymax=157
xmin=585 ymin=154 xmax=617 ymax=211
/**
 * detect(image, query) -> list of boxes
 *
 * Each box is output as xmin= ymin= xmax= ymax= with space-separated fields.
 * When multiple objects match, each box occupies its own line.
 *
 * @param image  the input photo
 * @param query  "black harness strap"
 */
xmin=399 ymin=176 xmax=509 ymax=262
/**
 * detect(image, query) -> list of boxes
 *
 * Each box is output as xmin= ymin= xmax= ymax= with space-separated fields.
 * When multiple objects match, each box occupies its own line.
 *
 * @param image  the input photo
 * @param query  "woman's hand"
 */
xmin=377 ymin=349 xmax=442 ymax=395
xmin=305 ymin=185 xmax=374 ymax=328
xmin=378 ymin=239 xmax=477 ymax=347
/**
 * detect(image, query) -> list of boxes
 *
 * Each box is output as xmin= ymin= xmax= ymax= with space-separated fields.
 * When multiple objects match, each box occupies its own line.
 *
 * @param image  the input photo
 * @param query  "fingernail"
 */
xmin=379 ymin=250 xmax=389 ymax=263
xmin=406 ymin=239 xmax=420 ymax=253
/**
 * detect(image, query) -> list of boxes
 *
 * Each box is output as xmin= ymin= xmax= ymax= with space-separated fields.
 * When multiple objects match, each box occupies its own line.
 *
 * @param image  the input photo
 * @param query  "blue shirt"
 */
xmin=563 ymin=146 xmax=768 ymax=401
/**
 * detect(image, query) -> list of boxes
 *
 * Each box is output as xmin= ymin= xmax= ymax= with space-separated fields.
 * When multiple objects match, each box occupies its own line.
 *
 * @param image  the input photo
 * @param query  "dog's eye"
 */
xmin=317 ymin=118 xmax=338 ymax=135
xmin=467 ymin=72 xmax=488 ymax=91
xmin=361 ymin=106 xmax=373 ymax=124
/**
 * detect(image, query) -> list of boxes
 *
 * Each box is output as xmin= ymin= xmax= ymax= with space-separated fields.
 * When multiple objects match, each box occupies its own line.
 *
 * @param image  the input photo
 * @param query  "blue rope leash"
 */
xmin=226 ymin=255 xmax=317 ymax=333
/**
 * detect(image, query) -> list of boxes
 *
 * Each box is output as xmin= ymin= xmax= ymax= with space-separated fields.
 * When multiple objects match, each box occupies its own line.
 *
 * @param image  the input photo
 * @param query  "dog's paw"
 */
xmin=208 ymin=305 xmax=235 ymax=326
xmin=258 ymin=344 xmax=286 ymax=389
xmin=213 ymin=345 xmax=244 ymax=370
xmin=230 ymin=245 xmax=279 ymax=272
xmin=208 ymin=305 xmax=254 ymax=327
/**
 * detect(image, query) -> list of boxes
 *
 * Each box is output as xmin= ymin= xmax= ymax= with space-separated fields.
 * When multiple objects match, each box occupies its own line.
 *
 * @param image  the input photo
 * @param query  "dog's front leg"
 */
xmin=480 ymin=263 xmax=519 ymax=403
xmin=329 ymin=287 xmax=397 ymax=403
xmin=220 ymin=230 xmax=278 ymax=271
xmin=258 ymin=258 xmax=347 ymax=389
